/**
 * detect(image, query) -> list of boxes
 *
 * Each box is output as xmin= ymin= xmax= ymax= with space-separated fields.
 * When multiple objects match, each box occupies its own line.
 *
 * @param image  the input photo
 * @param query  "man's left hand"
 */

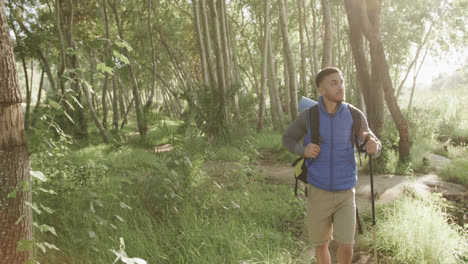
xmin=366 ymin=137 xmax=379 ymax=155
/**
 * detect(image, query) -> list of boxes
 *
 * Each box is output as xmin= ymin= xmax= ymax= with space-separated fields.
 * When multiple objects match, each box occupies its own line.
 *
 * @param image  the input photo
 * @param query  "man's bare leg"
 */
xmin=337 ymin=243 xmax=353 ymax=264
xmin=315 ymin=242 xmax=331 ymax=264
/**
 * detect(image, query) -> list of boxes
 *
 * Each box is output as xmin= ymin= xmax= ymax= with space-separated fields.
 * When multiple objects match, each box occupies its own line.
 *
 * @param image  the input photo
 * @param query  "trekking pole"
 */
xmin=361 ymin=132 xmax=377 ymax=263
xmin=369 ymin=153 xmax=378 ymax=264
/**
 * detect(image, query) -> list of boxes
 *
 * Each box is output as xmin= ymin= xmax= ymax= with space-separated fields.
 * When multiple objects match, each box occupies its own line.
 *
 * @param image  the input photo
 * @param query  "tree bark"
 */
xmin=210 ymin=0 xmax=227 ymax=121
xmin=350 ymin=0 xmax=410 ymax=159
xmin=321 ymin=0 xmax=332 ymax=68
xmin=101 ymin=0 xmax=119 ymax=130
xmin=144 ymin=0 xmax=157 ymax=111
xmin=278 ymin=0 xmax=298 ymax=120
xmin=257 ymin=0 xmax=269 ymax=131
xmin=109 ymin=0 xmax=146 ymax=136
xmin=297 ymin=0 xmax=309 ymax=96
xmin=193 ymin=0 xmax=209 ymax=85
xmin=365 ymin=0 xmax=385 ymax=137
xmin=200 ymin=0 xmax=217 ymax=88
xmin=34 ymin=68 xmax=45 ymax=112
xmin=0 ymin=2 xmax=33 ymax=262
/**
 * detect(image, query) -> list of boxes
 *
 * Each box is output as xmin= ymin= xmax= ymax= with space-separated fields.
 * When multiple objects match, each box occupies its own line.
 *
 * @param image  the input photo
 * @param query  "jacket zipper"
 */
xmin=329 ymin=114 xmax=334 ymax=191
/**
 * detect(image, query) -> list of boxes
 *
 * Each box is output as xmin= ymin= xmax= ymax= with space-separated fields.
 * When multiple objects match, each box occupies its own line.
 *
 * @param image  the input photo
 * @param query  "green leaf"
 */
xmin=36 ymin=242 xmax=46 ymax=253
xmin=37 ymin=224 xmax=58 ymax=236
xmin=40 ymin=204 xmax=55 ymax=214
xmin=70 ymin=94 xmax=84 ymax=109
xmin=115 ymin=40 xmax=133 ymax=52
xmin=113 ymin=50 xmax=130 ymax=64
xmin=63 ymin=99 xmax=75 ymax=111
xmin=38 ymin=188 xmax=58 ymax=195
xmin=15 ymin=214 xmax=25 ymax=225
xmin=26 ymin=202 xmax=42 ymax=215
xmin=8 ymin=187 xmax=18 ymax=198
xmin=97 ymin=62 xmax=114 ymax=74
xmin=64 ymin=111 xmax=75 ymax=124
xmin=43 ymin=242 xmax=59 ymax=251
xmin=31 ymin=171 xmax=47 ymax=182
xmin=48 ymin=100 xmax=62 ymax=110
xmin=17 ymin=238 xmax=34 ymax=252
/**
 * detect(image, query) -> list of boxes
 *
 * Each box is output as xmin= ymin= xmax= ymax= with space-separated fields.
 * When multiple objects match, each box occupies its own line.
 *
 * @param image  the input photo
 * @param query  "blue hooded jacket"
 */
xmin=302 ymin=96 xmax=357 ymax=191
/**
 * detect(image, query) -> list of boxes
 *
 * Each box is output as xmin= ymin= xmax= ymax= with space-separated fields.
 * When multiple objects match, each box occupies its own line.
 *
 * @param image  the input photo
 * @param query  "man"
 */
xmin=282 ymin=67 xmax=381 ymax=264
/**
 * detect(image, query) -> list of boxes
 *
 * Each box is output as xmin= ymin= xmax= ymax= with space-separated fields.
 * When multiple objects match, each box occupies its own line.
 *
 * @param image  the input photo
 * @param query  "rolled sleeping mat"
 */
xmin=298 ymin=96 xmax=318 ymax=112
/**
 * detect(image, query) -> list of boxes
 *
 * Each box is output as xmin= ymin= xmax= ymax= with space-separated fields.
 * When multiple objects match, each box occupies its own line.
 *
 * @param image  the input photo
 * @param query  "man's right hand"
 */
xmin=304 ymin=143 xmax=321 ymax=158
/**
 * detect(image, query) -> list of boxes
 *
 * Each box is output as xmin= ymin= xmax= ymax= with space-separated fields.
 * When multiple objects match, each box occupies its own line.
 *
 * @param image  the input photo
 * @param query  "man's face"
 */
xmin=318 ymin=72 xmax=345 ymax=103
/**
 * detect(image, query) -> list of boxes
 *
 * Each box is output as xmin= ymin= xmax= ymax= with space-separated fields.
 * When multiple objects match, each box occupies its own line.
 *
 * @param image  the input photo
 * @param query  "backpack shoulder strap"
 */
xmin=347 ymin=104 xmax=362 ymax=150
xmin=308 ymin=105 xmax=320 ymax=144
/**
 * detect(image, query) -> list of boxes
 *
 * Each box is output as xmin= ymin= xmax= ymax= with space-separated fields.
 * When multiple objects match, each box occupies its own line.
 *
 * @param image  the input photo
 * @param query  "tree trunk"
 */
xmin=102 ymin=0 xmax=119 ymax=130
xmin=227 ymin=22 xmax=241 ymax=121
xmin=257 ymin=0 xmax=269 ymax=131
xmin=297 ymin=0 xmax=309 ymax=97
xmin=304 ymin=0 xmax=317 ymax=96
xmin=144 ymin=0 xmax=157 ymax=111
xmin=311 ymin=0 xmax=319 ymax=81
xmin=20 ymin=54 xmax=31 ymax=132
xmin=365 ymin=1 xmax=385 ymax=137
xmin=321 ymin=0 xmax=332 ymax=68
xmin=200 ymin=0 xmax=217 ymax=87
xmin=278 ymin=0 xmax=298 ymax=120
xmin=34 ymin=68 xmax=45 ymax=112
xmin=344 ymin=0 xmax=372 ymax=112
xmin=193 ymin=0 xmax=209 ymax=85
xmin=109 ymin=0 xmax=146 ymax=137
xmin=0 ymin=2 xmax=33 ymax=261
xmin=82 ymin=82 xmax=109 ymax=142
xmin=210 ymin=0 xmax=227 ymax=121
xmin=408 ymin=45 xmax=429 ymax=113
xmin=350 ymin=0 xmax=410 ymax=160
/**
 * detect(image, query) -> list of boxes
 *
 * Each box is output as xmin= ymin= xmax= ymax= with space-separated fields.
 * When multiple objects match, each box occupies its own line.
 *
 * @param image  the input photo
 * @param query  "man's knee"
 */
xmin=315 ymin=242 xmax=329 ymax=253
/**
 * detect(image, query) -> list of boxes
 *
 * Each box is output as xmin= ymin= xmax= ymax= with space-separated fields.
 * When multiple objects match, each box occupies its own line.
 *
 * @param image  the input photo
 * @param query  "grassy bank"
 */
xmin=30 ymin=129 xmax=307 ymax=263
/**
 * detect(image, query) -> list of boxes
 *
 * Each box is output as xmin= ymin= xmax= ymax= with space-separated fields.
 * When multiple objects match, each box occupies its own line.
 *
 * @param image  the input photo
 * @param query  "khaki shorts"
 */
xmin=306 ymin=184 xmax=356 ymax=247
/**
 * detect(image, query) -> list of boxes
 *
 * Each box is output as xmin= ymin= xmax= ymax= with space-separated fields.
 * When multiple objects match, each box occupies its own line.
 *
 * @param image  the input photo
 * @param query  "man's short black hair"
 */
xmin=315 ymin=67 xmax=342 ymax=88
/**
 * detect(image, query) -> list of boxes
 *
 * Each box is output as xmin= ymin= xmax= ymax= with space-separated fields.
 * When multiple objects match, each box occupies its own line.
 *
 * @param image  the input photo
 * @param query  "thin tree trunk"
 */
xmin=365 ymin=1 xmax=385 ymax=137
xmin=193 ymin=0 xmax=209 ymax=85
xmin=311 ymin=0 xmax=319 ymax=76
xmin=297 ymin=0 xmax=309 ymax=96
xmin=34 ymin=68 xmax=45 ymax=111
xmin=109 ymin=0 xmax=146 ymax=136
xmin=200 ymin=0 xmax=217 ymax=87
xmin=278 ymin=0 xmax=298 ymax=120
xmin=408 ymin=45 xmax=429 ymax=113
xmin=321 ymin=0 xmax=332 ymax=68
xmin=144 ymin=0 xmax=157 ymax=111
xmin=0 ymin=3 xmax=33 ymax=261
xmin=257 ymin=0 xmax=269 ymax=131
xmin=354 ymin=0 xmax=410 ymax=159
xmin=344 ymin=0 xmax=372 ymax=113
xmin=20 ymin=54 xmax=31 ymax=132
xmin=304 ymin=0 xmax=317 ymax=95
xmin=102 ymin=0 xmax=119 ymax=130
xmin=396 ymin=15 xmax=438 ymax=99
xmin=210 ymin=0 xmax=227 ymax=121
xmin=82 ymin=82 xmax=109 ymax=142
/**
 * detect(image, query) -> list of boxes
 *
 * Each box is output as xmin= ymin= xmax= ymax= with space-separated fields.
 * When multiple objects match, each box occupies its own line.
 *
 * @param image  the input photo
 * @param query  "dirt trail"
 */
xmin=255 ymin=154 xmax=467 ymax=263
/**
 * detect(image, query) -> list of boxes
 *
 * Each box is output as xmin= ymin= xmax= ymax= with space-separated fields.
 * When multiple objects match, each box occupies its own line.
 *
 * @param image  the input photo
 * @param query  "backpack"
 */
xmin=291 ymin=104 xmax=363 ymax=196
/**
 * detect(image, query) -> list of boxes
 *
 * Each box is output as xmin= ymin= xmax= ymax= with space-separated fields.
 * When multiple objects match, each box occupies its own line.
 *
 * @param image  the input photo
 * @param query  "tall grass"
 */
xmin=32 ymin=139 xmax=307 ymax=263
xmin=361 ymin=196 xmax=467 ymax=263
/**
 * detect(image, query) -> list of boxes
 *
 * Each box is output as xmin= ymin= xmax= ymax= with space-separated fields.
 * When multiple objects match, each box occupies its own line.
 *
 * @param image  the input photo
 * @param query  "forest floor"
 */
xmin=206 ymin=153 xmax=468 ymax=263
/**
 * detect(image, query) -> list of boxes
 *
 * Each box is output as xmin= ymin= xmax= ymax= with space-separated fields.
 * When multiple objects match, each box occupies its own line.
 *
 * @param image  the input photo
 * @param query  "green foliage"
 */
xmin=361 ymin=195 xmax=467 ymax=264
xmin=181 ymin=84 xmax=240 ymax=143
xmin=439 ymin=157 xmax=468 ymax=186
